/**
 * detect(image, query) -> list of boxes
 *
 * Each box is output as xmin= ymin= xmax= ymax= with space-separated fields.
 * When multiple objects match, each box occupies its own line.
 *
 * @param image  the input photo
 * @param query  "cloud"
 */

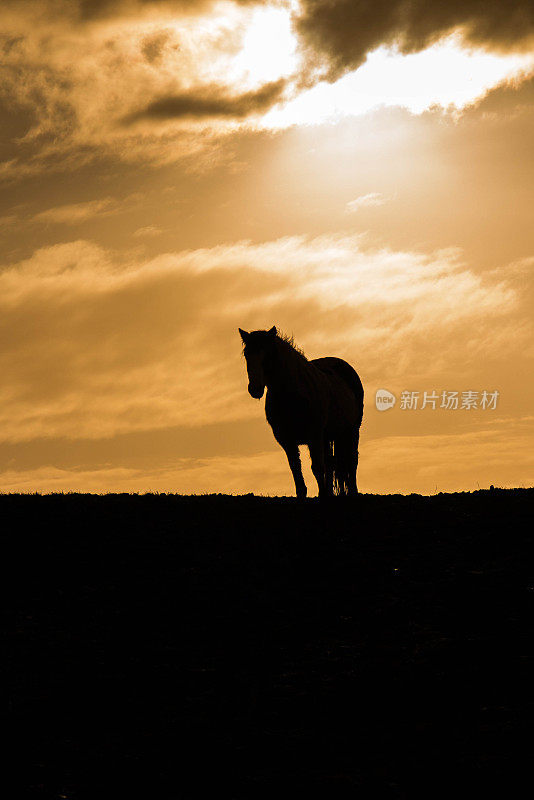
xmin=133 ymin=224 xmax=162 ymax=238
xmin=124 ymin=78 xmax=287 ymax=123
xmin=32 ymin=197 xmax=117 ymax=224
xmin=2 ymin=420 xmax=533 ymax=494
xmin=464 ymin=71 xmax=534 ymax=117
xmin=0 ymin=0 xmax=223 ymax=24
xmin=0 ymin=2 xmax=295 ymax=176
xmin=345 ymin=193 xmax=388 ymax=213
xmin=0 ymin=233 xmax=528 ymax=448
xmin=75 ymin=0 xmax=229 ymax=22
xmin=1 ymin=1 xmax=533 ymax=177
xmin=0 ymin=194 xmax=142 ymax=231
xmin=0 ymin=214 xmax=18 ymax=228
xmin=263 ymin=39 xmax=533 ymax=128
xmin=295 ymin=0 xmax=534 ymax=80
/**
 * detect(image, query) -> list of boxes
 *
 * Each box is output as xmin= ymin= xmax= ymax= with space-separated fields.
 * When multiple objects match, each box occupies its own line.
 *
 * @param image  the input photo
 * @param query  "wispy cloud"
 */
xmin=345 ymin=192 xmax=388 ymax=213
xmin=1 ymin=419 xmax=532 ymax=495
xmin=33 ymin=197 xmax=118 ymax=224
xmin=0 ymin=214 xmax=18 ymax=228
xmin=2 ymin=194 xmax=143 ymax=228
xmin=0 ymin=234 xmax=527 ymax=446
xmin=133 ymin=225 xmax=163 ymax=238
xmin=124 ymin=79 xmax=287 ymax=124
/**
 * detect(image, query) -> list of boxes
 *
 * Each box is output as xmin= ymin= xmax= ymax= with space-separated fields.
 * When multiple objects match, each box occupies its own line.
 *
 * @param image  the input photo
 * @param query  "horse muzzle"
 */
xmin=248 ymin=383 xmax=265 ymax=399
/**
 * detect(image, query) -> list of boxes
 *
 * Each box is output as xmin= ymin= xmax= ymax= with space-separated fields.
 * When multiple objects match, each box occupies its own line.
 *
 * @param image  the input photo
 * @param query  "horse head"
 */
xmin=239 ymin=326 xmax=277 ymax=399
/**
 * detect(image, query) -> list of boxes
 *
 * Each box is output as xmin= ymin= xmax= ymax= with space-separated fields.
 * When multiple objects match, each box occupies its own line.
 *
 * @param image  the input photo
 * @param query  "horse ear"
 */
xmin=238 ymin=328 xmax=249 ymax=343
xmin=268 ymin=326 xmax=277 ymax=336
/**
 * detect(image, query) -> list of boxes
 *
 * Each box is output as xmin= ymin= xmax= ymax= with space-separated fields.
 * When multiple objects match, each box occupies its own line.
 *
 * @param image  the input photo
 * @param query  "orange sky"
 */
xmin=1 ymin=0 xmax=533 ymax=495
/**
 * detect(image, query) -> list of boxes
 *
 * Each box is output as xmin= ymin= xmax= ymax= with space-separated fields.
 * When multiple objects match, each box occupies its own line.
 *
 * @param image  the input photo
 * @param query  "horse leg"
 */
xmin=282 ymin=442 xmax=307 ymax=499
xmin=324 ymin=436 xmax=334 ymax=498
xmin=309 ymin=436 xmax=327 ymax=499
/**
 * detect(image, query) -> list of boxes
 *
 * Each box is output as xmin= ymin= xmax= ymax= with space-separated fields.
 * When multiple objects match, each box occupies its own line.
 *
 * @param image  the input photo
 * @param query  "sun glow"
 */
xmin=262 ymin=36 xmax=534 ymax=127
xmin=229 ymin=4 xmax=298 ymax=87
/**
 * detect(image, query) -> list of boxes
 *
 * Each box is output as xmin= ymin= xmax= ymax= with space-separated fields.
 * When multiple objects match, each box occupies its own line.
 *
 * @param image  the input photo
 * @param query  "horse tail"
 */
xmin=328 ymin=434 xmax=359 ymax=496
xmin=317 ymin=358 xmax=364 ymax=496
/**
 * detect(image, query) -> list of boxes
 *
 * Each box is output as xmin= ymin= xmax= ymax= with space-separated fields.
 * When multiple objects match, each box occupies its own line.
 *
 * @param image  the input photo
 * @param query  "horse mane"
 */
xmin=275 ymin=331 xmax=308 ymax=361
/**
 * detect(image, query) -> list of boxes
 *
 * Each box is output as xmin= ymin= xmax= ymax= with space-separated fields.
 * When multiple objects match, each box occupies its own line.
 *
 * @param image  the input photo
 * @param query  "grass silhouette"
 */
xmin=6 ymin=489 xmax=532 ymax=797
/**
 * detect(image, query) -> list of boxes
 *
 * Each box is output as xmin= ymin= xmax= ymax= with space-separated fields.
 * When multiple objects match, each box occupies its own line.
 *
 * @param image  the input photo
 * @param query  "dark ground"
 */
xmin=5 ymin=489 xmax=533 ymax=798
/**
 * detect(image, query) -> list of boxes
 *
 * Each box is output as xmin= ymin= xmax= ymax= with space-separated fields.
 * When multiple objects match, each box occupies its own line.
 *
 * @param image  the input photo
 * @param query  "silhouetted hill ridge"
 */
xmin=5 ymin=488 xmax=533 ymax=798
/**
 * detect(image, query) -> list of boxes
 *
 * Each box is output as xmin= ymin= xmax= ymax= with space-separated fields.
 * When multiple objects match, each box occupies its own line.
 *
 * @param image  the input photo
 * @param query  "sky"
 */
xmin=1 ymin=0 xmax=533 ymax=495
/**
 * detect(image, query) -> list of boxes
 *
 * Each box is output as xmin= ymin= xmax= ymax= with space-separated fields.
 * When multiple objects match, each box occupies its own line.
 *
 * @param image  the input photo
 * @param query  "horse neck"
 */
xmin=267 ymin=340 xmax=307 ymax=391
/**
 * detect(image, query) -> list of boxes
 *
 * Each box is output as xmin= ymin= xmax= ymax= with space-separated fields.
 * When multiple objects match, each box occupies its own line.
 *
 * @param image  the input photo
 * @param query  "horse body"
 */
xmin=239 ymin=327 xmax=364 ymax=498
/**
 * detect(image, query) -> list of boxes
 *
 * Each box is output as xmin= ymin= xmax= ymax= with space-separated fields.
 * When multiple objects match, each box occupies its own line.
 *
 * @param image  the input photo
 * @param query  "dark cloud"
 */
xmin=141 ymin=29 xmax=173 ymax=64
xmin=124 ymin=79 xmax=287 ymax=123
xmin=296 ymin=0 xmax=534 ymax=79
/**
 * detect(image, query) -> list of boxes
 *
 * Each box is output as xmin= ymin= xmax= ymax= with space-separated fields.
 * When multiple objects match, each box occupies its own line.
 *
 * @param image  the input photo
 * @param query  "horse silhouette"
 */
xmin=239 ymin=326 xmax=364 ymax=498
